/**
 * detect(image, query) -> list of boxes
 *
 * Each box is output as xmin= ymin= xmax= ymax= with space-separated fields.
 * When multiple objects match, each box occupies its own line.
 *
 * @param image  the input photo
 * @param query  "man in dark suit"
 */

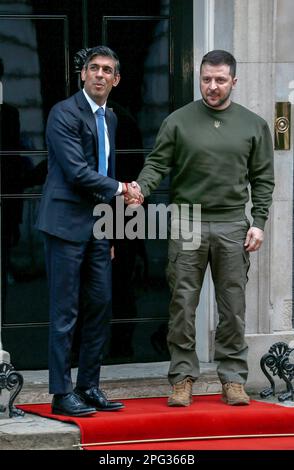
xmin=37 ymin=46 xmax=140 ymax=416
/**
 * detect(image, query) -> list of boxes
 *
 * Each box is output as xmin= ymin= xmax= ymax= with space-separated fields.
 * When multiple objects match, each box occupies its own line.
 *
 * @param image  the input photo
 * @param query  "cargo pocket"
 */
xmin=168 ymin=239 xmax=201 ymax=271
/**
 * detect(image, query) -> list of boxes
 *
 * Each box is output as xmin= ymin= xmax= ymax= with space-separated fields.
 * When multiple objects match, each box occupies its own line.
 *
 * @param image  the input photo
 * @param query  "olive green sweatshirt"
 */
xmin=137 ymin=100 xmax=274 ymax=230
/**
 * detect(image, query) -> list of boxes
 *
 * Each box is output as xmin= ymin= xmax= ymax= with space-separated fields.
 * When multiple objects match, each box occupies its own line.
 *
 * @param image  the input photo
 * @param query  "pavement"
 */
xmin=1 ymin=361 xmax=293 ymax=450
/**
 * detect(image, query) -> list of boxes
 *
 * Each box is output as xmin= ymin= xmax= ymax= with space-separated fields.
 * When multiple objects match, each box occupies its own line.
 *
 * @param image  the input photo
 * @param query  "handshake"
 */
xmin=122 ymin=181 xmax=144 ymax=207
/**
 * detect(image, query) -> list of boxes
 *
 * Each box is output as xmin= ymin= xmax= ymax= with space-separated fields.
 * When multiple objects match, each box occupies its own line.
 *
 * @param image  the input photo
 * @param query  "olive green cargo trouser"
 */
xmin=166 ymin=221 xmax=250 ymax=386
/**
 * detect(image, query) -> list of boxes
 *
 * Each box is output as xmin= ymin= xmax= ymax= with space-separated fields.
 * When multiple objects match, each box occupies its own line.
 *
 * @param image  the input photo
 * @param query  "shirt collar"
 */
xmin=82 ymin=89 xmax=106 ymax=114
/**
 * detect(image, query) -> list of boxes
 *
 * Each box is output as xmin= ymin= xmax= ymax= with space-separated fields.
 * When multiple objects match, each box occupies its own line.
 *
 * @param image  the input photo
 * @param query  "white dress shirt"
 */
xmin=82 ymin=89 xmax=122 ymax=194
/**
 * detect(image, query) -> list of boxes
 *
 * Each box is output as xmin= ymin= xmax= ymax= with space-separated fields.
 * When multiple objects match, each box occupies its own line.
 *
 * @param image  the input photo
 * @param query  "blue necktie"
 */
xmin=96 ymin=107 xmax=107 ymax=176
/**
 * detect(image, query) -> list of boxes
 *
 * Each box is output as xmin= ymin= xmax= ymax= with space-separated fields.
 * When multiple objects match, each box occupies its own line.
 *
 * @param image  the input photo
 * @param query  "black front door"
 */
xmin=0 ymin=0 xmax=193 ymax=368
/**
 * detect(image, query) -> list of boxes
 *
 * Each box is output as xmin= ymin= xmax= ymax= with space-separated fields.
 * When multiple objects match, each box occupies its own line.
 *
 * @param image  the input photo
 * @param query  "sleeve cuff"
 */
xmin=252 ymin=217 xmax=266 ymax=230
xmin=115 ymin=182 xmax=123 ymax=196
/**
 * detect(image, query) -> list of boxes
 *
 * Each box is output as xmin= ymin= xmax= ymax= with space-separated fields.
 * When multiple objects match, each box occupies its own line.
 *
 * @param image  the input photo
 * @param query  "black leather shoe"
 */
xmin=52 ymin=392 xmax=96 ymax=417
xmin=74 ymin=387 xmax=124 ymax=411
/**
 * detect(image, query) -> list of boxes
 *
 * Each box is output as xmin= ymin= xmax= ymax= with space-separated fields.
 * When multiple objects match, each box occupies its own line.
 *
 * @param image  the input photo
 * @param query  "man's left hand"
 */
xmin=244 ymin=226 xmax=264 ymax=252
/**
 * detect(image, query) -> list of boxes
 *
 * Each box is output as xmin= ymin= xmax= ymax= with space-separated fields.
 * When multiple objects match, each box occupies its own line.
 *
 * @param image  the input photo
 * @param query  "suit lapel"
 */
xmin=105 ymin=108 xmax=116 ymax=178
xmin=105 ymin=108 xmax=115 ymax=152
xmin=75 ymin=91 xmax=98 ymax=153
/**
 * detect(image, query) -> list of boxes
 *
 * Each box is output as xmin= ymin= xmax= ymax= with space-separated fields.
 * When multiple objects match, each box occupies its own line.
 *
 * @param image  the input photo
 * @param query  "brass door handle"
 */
xmin=275 ymin=102 xmax=291 ymax=150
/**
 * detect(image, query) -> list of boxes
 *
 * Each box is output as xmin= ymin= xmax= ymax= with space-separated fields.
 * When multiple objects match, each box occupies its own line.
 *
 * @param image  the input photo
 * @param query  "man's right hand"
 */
xmin=124 ymin=181 xmax=144 ymax=206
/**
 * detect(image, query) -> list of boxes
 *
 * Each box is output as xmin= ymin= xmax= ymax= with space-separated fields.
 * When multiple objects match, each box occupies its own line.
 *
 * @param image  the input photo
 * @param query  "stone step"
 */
xmin=15 ymin=361 xmax=221 ymax=405
xmin=1 ymin=362 xmax=222 ymax=450
xmin=0 ymin=414 xmax=80 ymax=450
xmin=16 ymin=374 xmax=222 ymax=406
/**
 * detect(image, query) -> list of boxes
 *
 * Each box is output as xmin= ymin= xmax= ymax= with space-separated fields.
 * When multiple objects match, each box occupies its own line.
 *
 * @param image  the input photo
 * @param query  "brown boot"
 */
xmin=168 ymin=378 xmax=193 ymax=407
xmin=222 ymin=382 xmax=250 ymax=405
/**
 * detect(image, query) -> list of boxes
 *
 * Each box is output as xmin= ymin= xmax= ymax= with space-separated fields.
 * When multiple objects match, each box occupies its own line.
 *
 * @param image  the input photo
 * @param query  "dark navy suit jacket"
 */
xmin=37 ymin=90 xmax=119 ymax=242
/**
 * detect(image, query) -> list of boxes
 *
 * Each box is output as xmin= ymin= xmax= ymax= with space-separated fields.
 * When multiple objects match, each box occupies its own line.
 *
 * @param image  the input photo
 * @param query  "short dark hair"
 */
xmin=200 ymin=50 xmax=236 ymax=78
xmin=83 ymin=46 xmax=120 ymax=75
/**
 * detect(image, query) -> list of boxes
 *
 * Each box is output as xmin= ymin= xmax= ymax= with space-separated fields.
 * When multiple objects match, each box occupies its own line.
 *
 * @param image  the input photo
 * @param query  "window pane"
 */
xmin=1 ymin=197 xmax=48 ymax=325
xmin=105 ymin=18 xmax=170 ymax=149
xmin=0 ymin=17 xmax=68 ymax=151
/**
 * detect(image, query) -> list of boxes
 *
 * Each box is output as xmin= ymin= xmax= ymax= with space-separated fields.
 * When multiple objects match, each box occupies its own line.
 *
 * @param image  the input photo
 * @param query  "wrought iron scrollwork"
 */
xmin=0 ymin=362 xmax=24 ymax=417
xmin=74 ymin=48 xmax=92 ymax=89
xmin=74 ymin=48 xmax=91 ymax=73
xmin=260 ymin=341 xmax=294 ymax=402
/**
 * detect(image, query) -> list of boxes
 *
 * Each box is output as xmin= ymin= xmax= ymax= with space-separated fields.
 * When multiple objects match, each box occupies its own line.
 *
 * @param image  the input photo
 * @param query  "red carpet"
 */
xmin=18 ymin=395 xmax=294 ymax=450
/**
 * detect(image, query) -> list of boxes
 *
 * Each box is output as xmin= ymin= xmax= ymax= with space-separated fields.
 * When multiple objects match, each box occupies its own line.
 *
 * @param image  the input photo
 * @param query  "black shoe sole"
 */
xmin=95 ymin=405 xmax=125 ymax=411
xmin=52 ymin=409 xmax=96 ymax=417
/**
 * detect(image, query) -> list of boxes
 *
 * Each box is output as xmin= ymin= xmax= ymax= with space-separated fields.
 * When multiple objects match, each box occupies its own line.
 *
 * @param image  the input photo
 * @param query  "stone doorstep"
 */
xmin=1 ymin=374 xmax=289 ymax=451
xmin=1 ymin=358 xmax=292 ymax=450
xmin=0 ymin=415 xmax=80 ymax=450
xmin=0 ymin=374 xmax=222 ymax=450
xmin=15 ymin=373 xmax=222 ymax=405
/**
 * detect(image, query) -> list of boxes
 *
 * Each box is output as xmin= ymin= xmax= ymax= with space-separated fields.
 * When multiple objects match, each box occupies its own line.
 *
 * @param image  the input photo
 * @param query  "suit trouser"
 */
xmin=166 ymin=220 xmax=250 ymax=386
xmin=43 ymin=234 xmax=112 ymax=394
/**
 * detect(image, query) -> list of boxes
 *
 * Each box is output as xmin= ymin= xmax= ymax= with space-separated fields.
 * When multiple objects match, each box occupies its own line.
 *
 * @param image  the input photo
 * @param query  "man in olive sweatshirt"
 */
xmin=126 ymin=50 xmax=274 ymax=406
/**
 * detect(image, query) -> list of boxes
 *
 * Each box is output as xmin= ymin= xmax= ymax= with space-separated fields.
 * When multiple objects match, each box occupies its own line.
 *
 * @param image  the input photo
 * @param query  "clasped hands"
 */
xmin=122 ymin=181 xmax=144 ymax=206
